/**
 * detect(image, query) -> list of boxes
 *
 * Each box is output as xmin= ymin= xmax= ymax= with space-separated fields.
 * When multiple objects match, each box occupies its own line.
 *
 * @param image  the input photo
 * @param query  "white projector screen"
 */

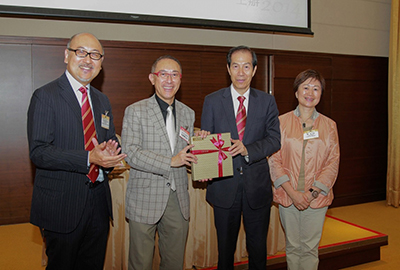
xmin=0 ymin=0 xmax=312 ymax=35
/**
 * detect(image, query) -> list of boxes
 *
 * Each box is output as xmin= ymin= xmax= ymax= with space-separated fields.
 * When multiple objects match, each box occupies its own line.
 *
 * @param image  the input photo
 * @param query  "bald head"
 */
xmin=64 ymin=33 xmax=104 ymax=86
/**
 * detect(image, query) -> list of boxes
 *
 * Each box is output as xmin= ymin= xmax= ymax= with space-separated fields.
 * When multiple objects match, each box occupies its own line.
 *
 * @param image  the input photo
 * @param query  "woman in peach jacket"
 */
xmin=268 ymin=69 xmax=340 ymax=270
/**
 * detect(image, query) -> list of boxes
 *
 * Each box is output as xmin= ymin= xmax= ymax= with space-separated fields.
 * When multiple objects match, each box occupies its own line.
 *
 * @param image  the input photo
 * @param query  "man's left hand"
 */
xmin=229 ymin=138 xmax=248 ymax=157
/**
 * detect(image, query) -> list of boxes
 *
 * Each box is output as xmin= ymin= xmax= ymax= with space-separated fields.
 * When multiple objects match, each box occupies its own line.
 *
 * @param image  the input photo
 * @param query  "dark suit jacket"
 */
xmin=201 ymin=87 xmax=281 ymax=209
xmin=27 ymin=73 xmax=116 ymax=233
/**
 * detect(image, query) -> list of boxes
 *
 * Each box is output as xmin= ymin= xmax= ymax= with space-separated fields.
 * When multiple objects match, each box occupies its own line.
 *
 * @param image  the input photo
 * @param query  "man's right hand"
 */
xmin=171 ymin=144 xmax=197 ymax=167
xmin=89 ymin=138 xmax=127 ymax=168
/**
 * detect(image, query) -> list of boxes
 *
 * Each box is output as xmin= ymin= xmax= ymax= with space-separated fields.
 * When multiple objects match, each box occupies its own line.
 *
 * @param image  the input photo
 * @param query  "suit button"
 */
xmin=166 ymin=183 xmax=171 ymax=187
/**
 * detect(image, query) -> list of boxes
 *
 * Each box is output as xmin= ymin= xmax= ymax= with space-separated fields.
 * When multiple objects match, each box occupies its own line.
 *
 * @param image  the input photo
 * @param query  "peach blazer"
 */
xmin=268 ymin=108 xmax=340 ymax=208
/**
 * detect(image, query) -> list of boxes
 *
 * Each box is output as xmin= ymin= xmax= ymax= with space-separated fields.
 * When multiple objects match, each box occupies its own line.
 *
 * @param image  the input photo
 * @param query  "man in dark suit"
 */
xmin=201 ymin=46 xmax=281 ymax=269
xmin=27 ymin=33 xmax=126 ymax=270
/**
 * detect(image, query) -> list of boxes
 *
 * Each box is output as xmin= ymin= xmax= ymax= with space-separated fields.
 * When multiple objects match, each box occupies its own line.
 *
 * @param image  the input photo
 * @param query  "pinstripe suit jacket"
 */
xmin=121 ymin=94 xmax=194 ymax=224
xmin=27 ymin=73 xmax=116 ymax=233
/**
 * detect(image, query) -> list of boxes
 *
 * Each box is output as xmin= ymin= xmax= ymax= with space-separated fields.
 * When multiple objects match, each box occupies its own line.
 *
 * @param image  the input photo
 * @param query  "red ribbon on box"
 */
xmin=192 ymin=133 xmax=230 ymax=177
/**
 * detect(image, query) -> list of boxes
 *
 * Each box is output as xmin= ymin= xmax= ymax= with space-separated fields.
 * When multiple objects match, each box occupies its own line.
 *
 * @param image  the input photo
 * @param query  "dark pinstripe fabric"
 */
xmin=121 ymin=95 xmax=194 ymax=224
xmin=27 ymin=73 xmax=116 ymax=233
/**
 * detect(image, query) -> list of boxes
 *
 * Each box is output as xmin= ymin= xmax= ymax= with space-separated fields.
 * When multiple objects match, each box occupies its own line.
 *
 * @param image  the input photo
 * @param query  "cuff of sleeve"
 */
xmin=87 ymin=152 xmax=90 ymax=167
xmin=313 ymin=181 xmax=329 ymax=195
xmin=274 ymin=174 xmax=290 ymax=189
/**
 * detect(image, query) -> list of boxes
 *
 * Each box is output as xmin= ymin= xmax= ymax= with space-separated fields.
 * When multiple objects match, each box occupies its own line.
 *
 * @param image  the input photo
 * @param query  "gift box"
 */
xmin=190 ymin=132 xmax=233 ymax=181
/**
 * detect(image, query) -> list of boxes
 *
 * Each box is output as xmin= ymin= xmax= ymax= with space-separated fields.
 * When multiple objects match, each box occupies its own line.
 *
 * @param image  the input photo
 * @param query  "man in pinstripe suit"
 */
xmin=122 ymin=55 xmax=202 ymax=270
xmin=27 ymin=33 xmax=126 ymax=270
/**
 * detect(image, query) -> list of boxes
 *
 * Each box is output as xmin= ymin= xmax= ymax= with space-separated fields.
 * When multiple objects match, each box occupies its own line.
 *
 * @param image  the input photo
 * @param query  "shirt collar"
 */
xmin=294 ymin=106 xmax=319 ymax=120
xmin=155 ymin=94 xmax=175 ymax=112
xmin=65 ymin=70 xmax=90 ymax=93
xmin=230 ymin=84 xmax=250 ymax=100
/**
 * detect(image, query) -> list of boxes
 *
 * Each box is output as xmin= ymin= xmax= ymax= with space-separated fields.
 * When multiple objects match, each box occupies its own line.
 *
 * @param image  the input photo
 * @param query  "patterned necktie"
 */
xmin=236 ymin=96 xmax=247 ymax=141
xmin=79 ymin=86 xmax=99 ymax=183
xmin=166 ymin=106 xmax=176 ymax=152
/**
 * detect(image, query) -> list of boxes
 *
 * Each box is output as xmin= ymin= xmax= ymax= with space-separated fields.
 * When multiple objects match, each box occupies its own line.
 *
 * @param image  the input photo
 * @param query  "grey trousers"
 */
xmin=279 ymin=204 xmax=328 ymax=270
xmin=128 ymin=190 xmax=189 ymax=270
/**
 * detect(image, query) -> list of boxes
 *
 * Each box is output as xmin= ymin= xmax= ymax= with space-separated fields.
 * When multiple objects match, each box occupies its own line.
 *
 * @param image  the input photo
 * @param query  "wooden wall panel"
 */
xmin=93 ymin=48 xmax=167 ymax=134
xmin=0 ymin=36 xmax=388 ymax=224
xmin=0 ymin=44 xmax=33 ymax=224
xmin=32 ymin=45 xmax=66 ymax=90
xmin=330 ymin=55 xmax=388 ymax=206
xmin=199 ymin=51 xmax=234 ymax=127
xmin=272 ymin=53 xmax=333 ymax=117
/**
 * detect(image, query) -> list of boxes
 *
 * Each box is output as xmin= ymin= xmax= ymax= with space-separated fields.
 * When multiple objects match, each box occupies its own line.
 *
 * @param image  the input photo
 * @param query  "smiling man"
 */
xmin=201 ymin=46 xmax=281 ymax=270
xmin=27 ymin=33 xmax=126 ymax=270
xmin=121 ymin=55 xmax=199 ymax=270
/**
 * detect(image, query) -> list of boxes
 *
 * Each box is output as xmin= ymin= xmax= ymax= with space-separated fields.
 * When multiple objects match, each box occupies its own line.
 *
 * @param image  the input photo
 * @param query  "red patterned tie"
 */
xmin=79 ymin=86 xmax=99 ymax=183
xmin=236 ymin=96 xmax=247 ymax=141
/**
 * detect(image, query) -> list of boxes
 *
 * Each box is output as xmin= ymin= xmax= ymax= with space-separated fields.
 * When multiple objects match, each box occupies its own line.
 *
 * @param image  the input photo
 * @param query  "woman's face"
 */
xmin=295 ymin=78 xmax=322 ymax=109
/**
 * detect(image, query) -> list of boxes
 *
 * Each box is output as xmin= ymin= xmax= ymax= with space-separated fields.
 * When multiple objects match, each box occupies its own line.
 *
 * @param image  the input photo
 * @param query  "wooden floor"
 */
xmin=0 ymin=200 xmax=396 ymax=270
xmin=266 ymin=215 xmax=388 ymax=270
xmin=200 ymin=214 xmax=388 ymax=270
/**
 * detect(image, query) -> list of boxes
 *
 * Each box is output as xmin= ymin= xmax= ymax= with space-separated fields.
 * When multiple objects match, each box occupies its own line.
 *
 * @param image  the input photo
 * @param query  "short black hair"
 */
xmin=151 ymin=55 xmax=182 ymax=73
xmin=227 ymin=46 xmax=257 ymax=68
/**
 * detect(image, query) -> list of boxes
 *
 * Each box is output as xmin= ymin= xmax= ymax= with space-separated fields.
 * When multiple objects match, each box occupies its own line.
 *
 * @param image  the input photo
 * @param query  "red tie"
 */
xmin=79 ymin=87 xmax=99 ymax=183
xmin=236 ymin=96 xmax=247 ymax=141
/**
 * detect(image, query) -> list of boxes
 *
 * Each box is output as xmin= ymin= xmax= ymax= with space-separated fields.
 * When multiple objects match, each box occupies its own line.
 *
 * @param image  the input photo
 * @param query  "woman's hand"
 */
xmin=290 ymin=191 xmax=311 ymax=211
xmin=281 ymin=182 xmax=311 ymax=211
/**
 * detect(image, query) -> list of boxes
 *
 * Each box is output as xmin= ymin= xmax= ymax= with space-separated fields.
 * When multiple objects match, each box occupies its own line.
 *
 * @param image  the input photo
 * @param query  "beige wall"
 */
xmin=0 ymin=0 xmax=391 ymax=57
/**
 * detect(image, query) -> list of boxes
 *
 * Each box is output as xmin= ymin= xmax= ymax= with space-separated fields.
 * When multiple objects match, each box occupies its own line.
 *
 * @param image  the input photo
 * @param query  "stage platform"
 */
xmin=201 ymin=215 xmax=388 ymax=270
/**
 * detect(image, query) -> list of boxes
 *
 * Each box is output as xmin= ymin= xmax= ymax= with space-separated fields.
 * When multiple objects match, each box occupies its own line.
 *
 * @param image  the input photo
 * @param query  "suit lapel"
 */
xmin=58 ymin=74 xmax=82 ymax=122
xmin=89 ymin=88 xmax=102 ymax=134
xmin=175 ymin=100 xmax=189 ymax=150
xmin=221 ymin=88 xmax=239 ymax=139
xmin=148 ymin=95 xmax=172 ymax=153
xmin=58 ymin=74 xmax=105 ymax=141
xmin=244 ymin=88 xmax=258 ymax=143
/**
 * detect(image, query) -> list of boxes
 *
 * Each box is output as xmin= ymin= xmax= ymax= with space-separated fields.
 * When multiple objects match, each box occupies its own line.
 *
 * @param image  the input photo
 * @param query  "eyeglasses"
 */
xmin=67 ymin=48 xmax=103 ymax=60
xmin=152 ymin=71 xmax=182 ymax=80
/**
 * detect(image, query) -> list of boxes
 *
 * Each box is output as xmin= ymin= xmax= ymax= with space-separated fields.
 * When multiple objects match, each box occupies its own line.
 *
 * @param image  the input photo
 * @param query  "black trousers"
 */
xmin=44 ymin=182 xmax=110 ymax=270
xmin=213 ymin=181 xmax=271 ymax=270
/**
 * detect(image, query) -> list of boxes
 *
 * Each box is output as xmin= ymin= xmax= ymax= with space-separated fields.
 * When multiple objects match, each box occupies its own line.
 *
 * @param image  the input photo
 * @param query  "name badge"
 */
xmin=101 ymin=113 xmax=110 ymax=130
xmin=304 ymin=129 xmax=319 ymax=140
xmin=179 ymin=126 xmax=190 ymax=144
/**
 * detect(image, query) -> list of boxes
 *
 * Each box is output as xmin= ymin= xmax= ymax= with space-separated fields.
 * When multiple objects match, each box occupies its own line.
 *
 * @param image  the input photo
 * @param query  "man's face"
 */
xmin=149 ymin=58 xmax=182 ymax=105
xmin=64 ymin=33 xmax=104 ymax=86
xmin=227 ymin=50 xmax=257 ymax=95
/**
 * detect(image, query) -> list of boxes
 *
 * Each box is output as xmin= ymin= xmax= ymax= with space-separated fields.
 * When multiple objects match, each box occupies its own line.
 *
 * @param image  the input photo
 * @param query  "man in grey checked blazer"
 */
xmin=122 ymin=55 xmax=200 ymax=270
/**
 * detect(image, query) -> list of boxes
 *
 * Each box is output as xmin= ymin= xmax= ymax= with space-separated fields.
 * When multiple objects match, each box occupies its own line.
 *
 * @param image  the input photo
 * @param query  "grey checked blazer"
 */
xmin=121 ymin=94 xmax=194 ymax=224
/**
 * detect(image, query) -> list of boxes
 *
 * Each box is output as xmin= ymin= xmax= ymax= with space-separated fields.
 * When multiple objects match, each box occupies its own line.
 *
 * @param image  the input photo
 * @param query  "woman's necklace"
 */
xmin=301 ymin=114 xmax=313 ymax=128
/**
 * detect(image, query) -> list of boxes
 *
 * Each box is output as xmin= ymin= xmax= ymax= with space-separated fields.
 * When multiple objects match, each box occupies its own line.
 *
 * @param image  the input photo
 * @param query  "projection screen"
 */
xmin=0 ymin=0 xmax=312 ymax=35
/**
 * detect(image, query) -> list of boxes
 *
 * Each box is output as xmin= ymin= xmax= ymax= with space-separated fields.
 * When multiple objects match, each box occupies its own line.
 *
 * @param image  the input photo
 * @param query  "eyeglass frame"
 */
xmin=67 ymin=48 xmax=104 ymax=61
xmin=152 ymin=71 xmax=182 ymax=80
